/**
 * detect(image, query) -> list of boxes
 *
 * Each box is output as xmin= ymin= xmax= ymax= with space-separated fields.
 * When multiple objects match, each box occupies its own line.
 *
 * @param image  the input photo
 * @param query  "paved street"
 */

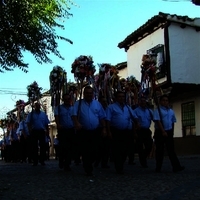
xmin=0 ymin=155 xmax=200 ymax=200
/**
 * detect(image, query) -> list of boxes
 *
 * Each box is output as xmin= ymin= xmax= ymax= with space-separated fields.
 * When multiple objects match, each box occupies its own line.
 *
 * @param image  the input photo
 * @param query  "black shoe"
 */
xmin=75 ymin=162 xmax=80 ymax=166
xmin=116 ymin=171 xmax=124 ymax=175
xmin=173 ymin=166 xmax=185 ymax=173
xmin=86 ymin=172 xmax=93 ymax=177
xmin=101 ymin=165 xmax=110 ymax=169
xmin=59 ymin=162 xmax=64 ymax=169
xmin=94 ymin=162 xmax=99 ymax=168
xmin=141 ymin=164 xmax=148 ymax=168
xmin=155 ymin=168 xmax=161 ymax=173
xmin=74 ymin=160 xmax=81 ymax=166
xmin=128 ymin=161 xmax=136 ymax=165
xmin=40 ymin=162 xmax=46 ymax=166
xmin=64 ymin=166 xmax=71 ymax=171
xmin=74 ymin=159 xmax=81 ymax=165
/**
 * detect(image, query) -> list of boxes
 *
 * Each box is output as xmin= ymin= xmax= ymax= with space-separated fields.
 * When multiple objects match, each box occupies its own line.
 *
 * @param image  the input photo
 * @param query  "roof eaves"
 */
xmin=118 ymin=12 xmax=200 ymax=50
xmin=116 ymin=61 xmax=127 ymax=70
xmin=118 ymin=13 xmax=167 ymax=49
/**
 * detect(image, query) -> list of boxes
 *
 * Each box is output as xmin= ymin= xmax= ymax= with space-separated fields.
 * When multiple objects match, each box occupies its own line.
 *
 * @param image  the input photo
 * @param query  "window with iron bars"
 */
xmin=181 ymin=102 xmax=196 ymax=137
xmin=147 ymin=44 xmax=166 ymax=79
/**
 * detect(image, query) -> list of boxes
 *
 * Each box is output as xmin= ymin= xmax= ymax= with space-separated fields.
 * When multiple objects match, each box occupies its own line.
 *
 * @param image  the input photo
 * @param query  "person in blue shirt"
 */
xmin=0 ymin=139 xmax=5 ymax=161
xmin=94 ymin=95 xmax=111 ymax=169
xmin=18 ymin=114 xmax=32 ymax=163
xmin=54 ymin=93 xmax=75 ymax=171
xmin=26 ymin=102 xmax=50 ymax=166
xmin=153 ymin=95 xmax=184 ymax=173
xmin=4 ymin=131 xmax=12 ymax=162
xmin=10 ymin=122 xmax=20 ymax=162
xmin=72 ymin=86 xmax=107 ymax=176
xmin=106 ymin=91 xmax=137 ymax=174
xmin=133 ymin=97 xmax=153 ymax=168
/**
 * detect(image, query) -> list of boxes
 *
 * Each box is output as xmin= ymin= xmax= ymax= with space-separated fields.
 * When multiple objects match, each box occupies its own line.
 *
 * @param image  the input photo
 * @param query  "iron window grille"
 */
xmin=181 ymin=101 xmax=196 ymax=137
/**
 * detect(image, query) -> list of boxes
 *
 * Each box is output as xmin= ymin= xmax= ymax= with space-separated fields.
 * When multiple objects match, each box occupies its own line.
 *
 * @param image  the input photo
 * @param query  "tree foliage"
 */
xmin=0 ymin=0 xmax=74 ymax=72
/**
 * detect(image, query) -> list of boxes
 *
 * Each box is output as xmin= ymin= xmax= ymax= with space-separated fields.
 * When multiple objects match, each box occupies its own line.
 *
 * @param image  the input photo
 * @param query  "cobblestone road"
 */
xmin=0 ymin=155 xmax=200 ymax=200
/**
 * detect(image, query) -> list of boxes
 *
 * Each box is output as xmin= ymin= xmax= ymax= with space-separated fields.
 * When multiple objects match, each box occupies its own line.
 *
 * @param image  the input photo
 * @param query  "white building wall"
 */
xmin=118 ymin=67 xmax=128 ymax=79
xmin=44 ymin=96 xmax=55 ymax=122
xmin=172 ymin=102 xmax=183 ymax=138
xmin=125 ymin=25 xmax=200 ymax=138
xmin=169 ymin=24 xmax=200 ymax=84
xmin=172 ymin=96 xmax=200 ymax=137
xmin=127 ymin=28 xmax=165 ymax=81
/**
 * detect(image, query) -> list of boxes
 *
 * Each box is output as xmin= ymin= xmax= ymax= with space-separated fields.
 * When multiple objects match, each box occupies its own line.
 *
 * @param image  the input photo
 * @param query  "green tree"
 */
xmin=0 ymin=0 xmax=74 ymax=72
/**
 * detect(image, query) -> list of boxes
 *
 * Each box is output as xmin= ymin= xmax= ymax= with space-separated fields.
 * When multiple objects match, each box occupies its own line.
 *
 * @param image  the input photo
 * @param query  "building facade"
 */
xmin=118 ymin=12 xmax=200 ymax=155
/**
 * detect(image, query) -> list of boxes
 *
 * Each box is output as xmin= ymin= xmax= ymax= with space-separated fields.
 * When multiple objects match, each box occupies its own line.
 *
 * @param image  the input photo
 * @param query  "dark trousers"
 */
xmin=30 ymin=130 xmax=46 ymax=164
xmin=20 ymin=135 xmax=32 ymax=162
xmin=4 ymin=145 xmax=12 ymax=162
xmin=136 ymin=128 xmax=153 ymax=167
xmin=20 ymin=135 xmax=26 ymax=162
xmin=100 ymin=137 xmax=111 ymax=167
xmin=111 ymin=128 xmax=130 ymax=173
xmin=127 ymin=131 xmax=135 ymax=163
xmin=154 ymin=129 xmax=181 ymax=171
xmin=45 ymin=143 xmax=50 ymax=160
xmin=79 ymin=128 xmax=101 ymax=174
xmin=54 ymin=145 xmax=59 ymax=160
xmin=1 ymin=148 xmax=5 ymax=160
xmin=94 ymin=136 xmax=111 ymax=167
xmin=73 ymin=131 xmax=81 ymax=164
xmin=11 ymin=140 xmax=20 ymax=162
xmin=58 ymin=128 xmax=75 ymax=167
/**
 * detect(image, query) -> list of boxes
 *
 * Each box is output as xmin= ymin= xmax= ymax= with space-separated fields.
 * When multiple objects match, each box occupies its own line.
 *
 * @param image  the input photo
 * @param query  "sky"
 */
xmin=0 ymin=0 xmax=200 ymax=116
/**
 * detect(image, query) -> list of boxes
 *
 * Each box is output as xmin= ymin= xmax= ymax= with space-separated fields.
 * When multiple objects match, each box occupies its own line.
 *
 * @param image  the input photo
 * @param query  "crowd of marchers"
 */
xmin=0 ymin=86 xmax=185 ymax=175
xmin=0 ymin=113 xmax=51 ymax=165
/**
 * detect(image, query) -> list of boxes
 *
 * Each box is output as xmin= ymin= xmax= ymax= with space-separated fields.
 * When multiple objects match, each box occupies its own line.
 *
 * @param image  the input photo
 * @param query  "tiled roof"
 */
xmin=192 ymin=0 xmax=200 ymax=6
xmin=118 ymin=12 xmax=200 ymax=50
xmin=116 ymin=61 xmax=127 ymax=70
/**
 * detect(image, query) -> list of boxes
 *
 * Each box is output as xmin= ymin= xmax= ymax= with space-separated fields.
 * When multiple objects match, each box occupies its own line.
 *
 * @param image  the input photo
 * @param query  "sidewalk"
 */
xmin=0 ymin=155 xmax=200 ymax=200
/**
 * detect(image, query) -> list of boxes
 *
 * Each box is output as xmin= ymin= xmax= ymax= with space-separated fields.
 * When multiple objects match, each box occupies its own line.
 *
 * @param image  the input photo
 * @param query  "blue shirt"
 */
xmin=11 ymin=129 xmax=19 ymax=141
xmin=4 ymin=135 xmax=11 ymax=145
xmin=0 ymin=140 xmax=4 ymax=147
xmin=26 ymin=111 xmax=50 ymax=130
xmin=16 ymin=127 xmax=21 ymax=136
xmin=72 ymin=99 xmax=106 ymax=130
xmin=54 ymin=138 xmax=59 ymax=145
xmin=106 ymin=103 xmax=136 ymax=130
xmin=54 ymin=104 xmax=74 ymax=129
xmin=133 ymin=106 xmax=153 ymax=129
xmin=153 ymin=106 xmax=176 ymax=131
xmin=18 ymin=121 xmax=30 ymax=136
xmin=45 ymin=135 xmax=51 ymax=144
